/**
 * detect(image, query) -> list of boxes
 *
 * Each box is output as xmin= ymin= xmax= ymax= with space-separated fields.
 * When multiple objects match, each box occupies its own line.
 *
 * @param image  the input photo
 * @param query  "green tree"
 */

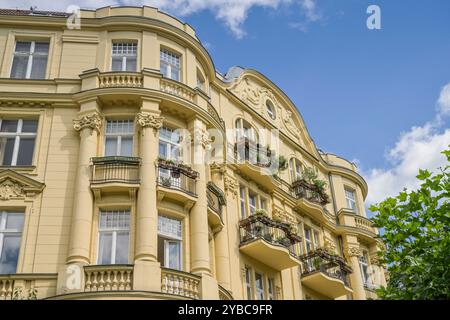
xmin=370 ymin=149 xmax=450 ymax=300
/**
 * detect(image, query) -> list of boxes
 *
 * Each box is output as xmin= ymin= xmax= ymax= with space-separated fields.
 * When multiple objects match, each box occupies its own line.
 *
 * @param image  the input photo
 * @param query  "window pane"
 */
xmin=16 ymin=137 xmax=35 ymax=166
xmin=115 ymin=232 xmax=129 ymax=264
xmin=5 ymin=213 xmax=24 ymax=231
xmin=98 ymin=233 xmax=113 ymax=264
xmin=21 ymin=120 xmax=38 ymax=133
xmin=160 ymin=62 xmax=168 ymax=77
xmin=30 ymin=55 xmax=48 ymax=79
xmin=15 ymin=42 xmax=31 ymax=53
xmin=111 ymin=57 xmax=122 ymax=71
xmin=126 ymin=57 xmax=136 ymax=72
xmin=0 ymin=120 xmax=18 ymax=132
xmin=34 ymin=42 xmax=49 ymax=54
xmin=0 ymin=137 xmax=15 ymax=165
xmin=120 ymin=137 xmax=133 ymax=157
xmin=105 ymin=137 xmax=118 ymax=156
xmin=255 ymin=273 xmax=264 ymax=300
xmin=10 ymin=55 xmax=29 ymax=79
xmin=168 ymin=241 xmax=181 ymax=270
xmin=158 ymin=216 xmax=182 ymax=239
xmin=171 ymin=67 xmax=180 ymax=81
xmin=0 ymin=234 xmax=21 ymax=274
xmin=159 ymin=142 xmax=168 ymax=158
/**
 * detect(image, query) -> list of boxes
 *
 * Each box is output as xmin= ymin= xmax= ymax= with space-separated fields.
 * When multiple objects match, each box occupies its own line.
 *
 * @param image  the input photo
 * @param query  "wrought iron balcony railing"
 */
xmin=291 ymin=179 xmax=329 ymax=205
xmin=156 ymin=159 xmax=198 ymax=196
xmin=90 ymin=156 xmax=141 ymax=184
xmin=299 ymin=248 xmax=352 ymax=287
xmin=234 ymin=137 xmax=272 ymax=167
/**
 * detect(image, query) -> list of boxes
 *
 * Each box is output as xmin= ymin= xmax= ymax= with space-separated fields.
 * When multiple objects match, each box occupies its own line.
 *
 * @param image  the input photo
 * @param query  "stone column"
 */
xmin=132 ymin=99 xmax=164 ymax=292
xmin=67 ymin=109 xmax=102 ymax=264
xmin=345 ymin=244 xmax=366 ymax=300
xmin=210 ymin=162 xmax=232 ymax=290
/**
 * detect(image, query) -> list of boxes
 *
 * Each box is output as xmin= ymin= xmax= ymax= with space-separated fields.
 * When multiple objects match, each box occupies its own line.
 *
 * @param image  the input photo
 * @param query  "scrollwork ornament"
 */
xmin=73 ymin=112 xmax=103 ymax=132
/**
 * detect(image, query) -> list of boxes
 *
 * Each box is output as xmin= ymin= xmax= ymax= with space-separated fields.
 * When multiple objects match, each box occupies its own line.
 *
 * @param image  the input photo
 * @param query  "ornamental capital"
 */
xmin=210 ymin=161 xmax=226 ymax=174
xmin=369 ymin=253 xmax=382 ymax=266
xmin=136 ymin=112 xmax=164 ymax=130
xmin=73 ymin=112 xmax=103 ymax=132
xmin=345 ymin=246 xmax=362 ymax=257
xmin=224 ymin=175 xmax=238 ymax=198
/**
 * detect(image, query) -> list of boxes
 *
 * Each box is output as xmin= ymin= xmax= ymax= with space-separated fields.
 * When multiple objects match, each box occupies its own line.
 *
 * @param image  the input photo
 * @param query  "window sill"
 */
xmin=0 ymin=165 xmax=37 ymax=173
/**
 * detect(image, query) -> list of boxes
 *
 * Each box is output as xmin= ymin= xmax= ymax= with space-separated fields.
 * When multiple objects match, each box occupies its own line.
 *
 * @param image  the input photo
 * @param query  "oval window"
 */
xmin=266 ymin=100 xmax=276 ymax=120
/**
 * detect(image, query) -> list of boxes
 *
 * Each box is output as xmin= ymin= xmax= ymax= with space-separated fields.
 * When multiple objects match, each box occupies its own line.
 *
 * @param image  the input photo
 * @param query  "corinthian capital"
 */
xmin=136 ymin=112 xmax=164 ymax=130
xmin=73 ymin=112 xmax=103 ymax=132
xmin=345 ymin=246 xmax=362 ymax=258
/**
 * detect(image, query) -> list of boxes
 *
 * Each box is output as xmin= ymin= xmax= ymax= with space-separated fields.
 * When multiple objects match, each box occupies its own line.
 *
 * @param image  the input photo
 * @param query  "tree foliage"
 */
xmin=370 ymin=149 xmax=450 ymax=300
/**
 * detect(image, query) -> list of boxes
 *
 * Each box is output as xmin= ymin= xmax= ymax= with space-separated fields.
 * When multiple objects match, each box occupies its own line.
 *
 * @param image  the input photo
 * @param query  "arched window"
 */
xmin=266 ymin=100 xmax=276 ymax=120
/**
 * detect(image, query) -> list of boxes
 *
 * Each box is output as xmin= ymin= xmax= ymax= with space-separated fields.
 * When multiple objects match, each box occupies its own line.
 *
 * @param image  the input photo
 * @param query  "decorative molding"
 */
xmin=210 ymin=162 xmax=226 ymax=174
xmin=224 ymin=175 xmax=238 ymax=198
xmin=0 ymin=170 xmax=45 ymax=200
xmin=369 ymin=253 xmax=382 ymax=266
xmin=73 ymin=112 xmax=103 ymax=132
xmin=282 ymin=109 xmax=301 ymax=139
xmin=324 ymin=237 xmax=337 ymax=253
xmin=136 ymin=112 xmax=164 ymax=130
xmin=191 ymin=128 xmax=212 ymax=149
xmin=345 ymin=246 xmax=362 ymax=258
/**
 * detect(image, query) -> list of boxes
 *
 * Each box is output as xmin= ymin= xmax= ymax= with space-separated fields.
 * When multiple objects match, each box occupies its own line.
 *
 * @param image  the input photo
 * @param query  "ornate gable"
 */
xmin=0 ymin=170 xmax=45 ymax=200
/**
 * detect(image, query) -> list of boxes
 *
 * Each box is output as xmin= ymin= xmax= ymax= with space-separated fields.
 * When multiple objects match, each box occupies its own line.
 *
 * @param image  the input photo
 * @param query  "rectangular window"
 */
xmin=0 ymin=119 xmax=37 ymax=166
xmin=255 ymin=272 xmax=265 ymax=300
xmin=304 ymin=227 xmax=313 ymax=253
xmin=313 ymin=230 xmax=320 ymax=250
xmin=248 ymin=193 xmax=257 ymax=215
xmin=260 ymin=198 xmax=267 ymax=211
xmin=97 ymin=210 xmax=130 ymax=265
xmin=11 ymin=41 xmax=49 ymax=79
xmin=267 ymin=278 xmax=275 ymax=300
xmin=111 ymin=42 xmax=137 ymax=72
xmin=158 ymin=126 xmax=181 ymax=161
xmin=239 ymin=187 xmax=247 ymax=219
xmin=158 ymin=216 xmax=182 ymax=270
xmin=160 ymin=49 xmax=180 ymax=81
xmin=0 ymin=211 xmax=24 ymax=274
xmin=345 ymin=188 xmax=358 ymax=213
xmin=359 ymin=251 xmax=371 ymax=286
xmin=245 ymin=266 xmax=253 ymax=300
xmin=104 ymin=120 xmax=134 ymax=157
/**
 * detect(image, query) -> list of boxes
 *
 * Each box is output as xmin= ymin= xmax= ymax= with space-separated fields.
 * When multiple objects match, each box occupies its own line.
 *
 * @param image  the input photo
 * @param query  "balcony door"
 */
xmin=158 ymin=215 xmax=182 ymax=271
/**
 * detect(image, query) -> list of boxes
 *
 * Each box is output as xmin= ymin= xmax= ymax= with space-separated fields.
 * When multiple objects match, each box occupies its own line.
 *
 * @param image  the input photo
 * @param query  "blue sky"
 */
xmin=4 ymin=0 xmax=450 ymax=205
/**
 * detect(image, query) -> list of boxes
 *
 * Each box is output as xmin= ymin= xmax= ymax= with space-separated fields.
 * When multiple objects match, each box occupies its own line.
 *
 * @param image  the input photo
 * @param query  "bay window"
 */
xmin=11 ymin=41 xmax=49 ymax=79
xmin=160 ymin=49 xmax=180 ymax=81
xmin=158 ymin=215 xmax=182 ymax=270
xmin=111 ymin=42 xmax=137 ymax=72
xmin=0 ymin=119 xmax=37 ymax=166
xmin=0 ymin=211 xmax=24 ymax=274
xmin=104 ymin=120 xmax=134 ymax=157
xmin=97 ymin=210 xmax=130 ymax=265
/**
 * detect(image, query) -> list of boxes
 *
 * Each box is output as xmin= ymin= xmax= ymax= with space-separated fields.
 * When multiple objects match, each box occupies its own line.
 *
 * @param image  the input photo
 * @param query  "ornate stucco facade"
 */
xmin=0 ymin=6 xmax=385 ymax=300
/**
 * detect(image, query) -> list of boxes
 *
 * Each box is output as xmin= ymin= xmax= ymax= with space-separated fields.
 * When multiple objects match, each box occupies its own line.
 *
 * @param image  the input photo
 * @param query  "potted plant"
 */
xmin=160 ymin=177 xmax=172 ymax=188
xmin=254 ymin=209 xmax=268 ymax=216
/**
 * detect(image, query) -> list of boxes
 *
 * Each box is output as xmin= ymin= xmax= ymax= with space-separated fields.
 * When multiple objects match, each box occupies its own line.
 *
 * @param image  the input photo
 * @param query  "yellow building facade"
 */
xmin=0 ymin=6 xmax=385 ymax=300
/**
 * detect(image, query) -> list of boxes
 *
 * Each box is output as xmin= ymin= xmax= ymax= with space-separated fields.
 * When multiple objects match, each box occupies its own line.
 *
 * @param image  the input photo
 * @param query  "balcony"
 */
xmin=239 ymin=214 xmax=302 ymax=271
xmin=156 ymin=159 xmax=198 ymax=203
xmin=98 ymin=72 xmax=143 ymax=88
xmin=299 ymin=248 xmax=353 ymax=299
xmin=0 ymin=274 xmax=57 ymax=300
xmin=84 ymin=264 xmax=133 ymax=292
xmin=232 ymin=138 xmax=280 ymax=192
xmin=337 ymin=208 xmax=378 ymax=243
xmin=207 ymin=182 xmax=226 ymax=232
xmin=161 ymin=268 xmax=201 ymax=299
xmin=90 ymin=156 xmax=140 ymax=198
xmin=291 ymin=179 xmax=331 ymax=224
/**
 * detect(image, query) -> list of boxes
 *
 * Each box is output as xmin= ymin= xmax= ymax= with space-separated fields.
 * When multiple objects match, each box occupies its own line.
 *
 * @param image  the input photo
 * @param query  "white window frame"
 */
xmin=158 ymin=216 xmax=183 ymax=270
xmin=160 ymin=49 xmax=181 ymax=81
xmin=290 ymin=158 xmax=304 ymax=182
xmin=0 ymin=211 xmax=24 ymax=274
xmin=266 ymin=100 xmax=276 ymax=119
xmin=267 ymin=277 xmax=275 ymax=300
xmin=359 ymin=251 xmax=371 ymax=286
xmin=304 ymin=227 xmax=313 ymax=253
xmin=254 ymin=272 xmax=265 ymax=300
xmin=245 ymin=266 xmax=253 ymax=300
xmin=111 ymin=42 xmax=137 ymax=72
xmin=248 ymin=192 xmax=257 ymax=215
xmin=159 ymin=126 xmax=181 ymax=161
xmin=345 ymin=188 xmax=358 ymax=213
xmin=239 ymin=187 xmax=247 ymax=219
xmin=235 ymin=118 xmax=256 ymax=142
xmin=0 ymin=119 xmax=37 ymax=166
xmin=104 ymin=120 xmax=134 ymax=157
xmin=11 ymin=40 xmax=49 ymax=79
xmin=97 ymin=210 xmax=130 ymax=265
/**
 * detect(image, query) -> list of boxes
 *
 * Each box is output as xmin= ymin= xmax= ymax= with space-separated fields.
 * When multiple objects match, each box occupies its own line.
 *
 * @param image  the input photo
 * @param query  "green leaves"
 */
xmin=371 ymin=148 xmax=450 ymax=300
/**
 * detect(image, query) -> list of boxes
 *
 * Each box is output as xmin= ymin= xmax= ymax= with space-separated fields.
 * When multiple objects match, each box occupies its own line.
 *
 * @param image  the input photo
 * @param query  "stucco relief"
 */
xmin=0 ymin=178 xmax=25 ymax=200
xmin=73 ymin=112 xmax=103 ymax=132
xmin=136 ymin=112 xmax=164 ymax=130
xmin=224 ymin=175 xmax=238 ymax=198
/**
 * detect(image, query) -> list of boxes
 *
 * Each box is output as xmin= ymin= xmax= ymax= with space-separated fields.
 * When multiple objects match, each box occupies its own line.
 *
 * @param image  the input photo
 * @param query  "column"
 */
xmin=210 ymin=162 xmax=232 ymax=291
xmin=133 ymin=98 xmax=164 ymax=292
xmin=344 ymin=241 xmax=366 ymax=300
xmin=67 ymin=107 xmax=102 ymax=264
xmin=189 ymin=118 xmax=219 ymax=299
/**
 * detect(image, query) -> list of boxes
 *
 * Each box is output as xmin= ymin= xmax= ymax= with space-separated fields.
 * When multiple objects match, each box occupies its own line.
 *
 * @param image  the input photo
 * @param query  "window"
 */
xmin=313 ymin=230 xmax=320 ymax=250
xmin=158 ymin=216 xmax=182 ymax=270
xmin=304 ymin=227 xmax=313 ymax=253
xmin=245 ymin=266 xmax=253 ymax=300
xmin=0 ymin=119 xmax=37 ymax=166
xmin=11 ymin=41 xmax=49 ymax=79
xmin=159 ymin=126 xmax=181 ymax=161
xmin=267 ymin=278 xmax=275 ymax=300
xmin=197 ymin=70 xmax=205 ymax=91
xmin=248 ymin=192 xmax=257 ymax=215
xmin=359 ymin=251 xmax=371 ymax=287
xmin=266 ymin=100 xmax=276 ymax=120
xmin=97 ymin=210 xmax=130 ymax=265
xmin=255 ymin=272 xmax=265 ymax=300
xmin=111 ymin=42 xmax=137 ymax=72
xmin=290 ymin=158 xmax=303 ymax=182
xmin=260 ymin=198 xmax=267 ymax=211
xmin=160 ymin=49 xmax=180 ymax=81
xmin=235 ymin=118 xmax=256 ymax=142
xmin=104 ymin=120 xmax=134 ymax=157
xmin=345 ymin=188 xmax=358 ymax=213
xmin=0 ymin=211 xmax=24 ymax=274
xmin=240 ymin=187 xmax=247 ymax=219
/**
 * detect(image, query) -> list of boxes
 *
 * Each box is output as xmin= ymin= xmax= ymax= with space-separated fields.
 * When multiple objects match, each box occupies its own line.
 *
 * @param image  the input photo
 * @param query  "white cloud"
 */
xmin=363 ymin=83 xmax=450 ymax=206
xmin=1 ymin=0 xmax=319 ymax=39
